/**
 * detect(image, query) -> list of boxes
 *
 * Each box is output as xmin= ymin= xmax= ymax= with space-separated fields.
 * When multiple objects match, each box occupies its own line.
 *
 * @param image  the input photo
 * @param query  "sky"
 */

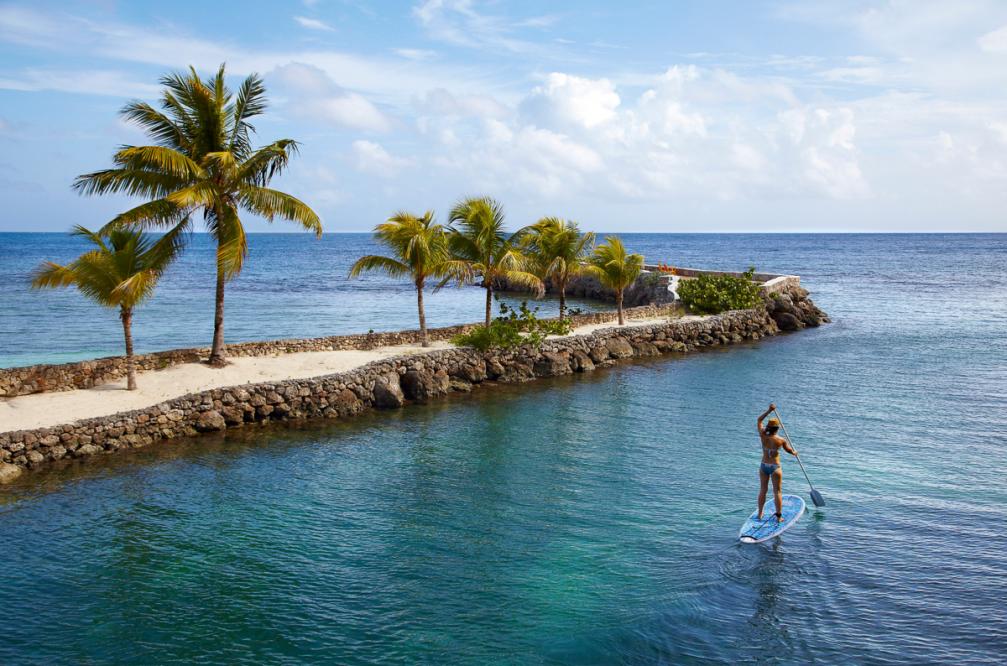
xmin=1 ymin=1 xmax=1006 ymax=233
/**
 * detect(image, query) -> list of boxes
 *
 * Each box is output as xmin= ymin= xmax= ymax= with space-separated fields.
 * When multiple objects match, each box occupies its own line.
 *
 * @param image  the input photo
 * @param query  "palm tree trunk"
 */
xmin=209 ymin=265 xmax=226 ymax=366
xmin=559 ymin=284 xmax=567 ymax=320
xmin=417 ymin=278 xmax=428 ymax=347
xmin=121 ymin=306 xmax=136 ymax=391
xmin=484 ymin=285 xmax=493 ymax=327
xmin=616 ymin=289 xmax=625 ymax=325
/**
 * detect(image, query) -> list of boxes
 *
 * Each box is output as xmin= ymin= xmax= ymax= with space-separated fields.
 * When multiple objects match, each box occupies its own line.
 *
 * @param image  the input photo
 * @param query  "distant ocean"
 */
xmin=1 ymin=232 xmax=1005 ymax=663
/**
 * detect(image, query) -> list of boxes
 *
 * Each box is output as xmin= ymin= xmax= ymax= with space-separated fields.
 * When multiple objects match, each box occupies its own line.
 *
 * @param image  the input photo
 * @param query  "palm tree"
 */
xmin=349 ymin=211 xmax=471 ymax=347
xmin=30 ymin=225 xmax=185 ymax=390
xmin=73 ymin=64 xmax=322 ymax=366
xmin=586 ymin=236 xmax=644 ymax=325
xmin=523 ymin=217 xmax=595 ymax=319
xmin=447 ymin=196 xmax=542 ymax=326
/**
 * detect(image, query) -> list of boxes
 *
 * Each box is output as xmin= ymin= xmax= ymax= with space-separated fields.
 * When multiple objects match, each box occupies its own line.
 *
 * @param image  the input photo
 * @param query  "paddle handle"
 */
xmin=774 ymin=408 xmax=816 ymax=492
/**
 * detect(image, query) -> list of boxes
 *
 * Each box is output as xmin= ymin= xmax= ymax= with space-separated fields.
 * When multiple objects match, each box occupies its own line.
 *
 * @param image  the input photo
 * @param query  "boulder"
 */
xmin=485 ymin=358 xmax=506 ymax=379
xmin=605 ymin=337 xmax=635 ymax=359
xmin=572 ymin=350 xmax=595 ymax=372
xmin=449 ymin=378 xmax=474 ymax=392
xmin=534 ymin=351 xmax=572 ymax=377
xmin=401 ymin=369 xmax=449 ymax=402
xmin=457 ymin=361 xmax=487 ymax=383
xmin=0 ymin=462 xmax=23 ymax=484
xmin=631 ymin=341 xmax=660 ymax=356
xmin=195 ymin=410 xmax=227 ymax=432
xmin=332 ymin=389 xmax=364 ymax=416
xmin=373 ymin=374 xmax=406 ymax=408
xmin=774 ymin=312 xmax=802 ymax=331
xmin=220 ymin=405 xmax=245 ymax=425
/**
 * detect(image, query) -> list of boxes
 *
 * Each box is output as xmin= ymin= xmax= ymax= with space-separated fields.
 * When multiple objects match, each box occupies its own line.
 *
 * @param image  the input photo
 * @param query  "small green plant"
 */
xmin=677 ymin=267 xmax=763 ymax=315
xmin=451 ymin=300 xmax=572 ymax=350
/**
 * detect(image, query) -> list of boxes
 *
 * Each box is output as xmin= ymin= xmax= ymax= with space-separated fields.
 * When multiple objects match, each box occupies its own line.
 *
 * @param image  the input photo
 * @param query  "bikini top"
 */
xmin=763 ymin=442 xmax=779 ymax=457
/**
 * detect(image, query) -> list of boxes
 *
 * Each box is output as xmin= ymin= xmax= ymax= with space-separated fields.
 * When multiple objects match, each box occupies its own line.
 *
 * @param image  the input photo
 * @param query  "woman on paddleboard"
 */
xmin=757 ymin=404 xmax=798 ymax=522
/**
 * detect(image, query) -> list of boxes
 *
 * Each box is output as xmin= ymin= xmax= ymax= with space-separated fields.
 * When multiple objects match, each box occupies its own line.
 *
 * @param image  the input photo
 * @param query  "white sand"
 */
xmin=566 ymin=314 xmax=700 ymax=337
xmin=0 ymin=342 xmax=451 ymax=432
xmin=1 ymin=314 xmax=695 ymax=433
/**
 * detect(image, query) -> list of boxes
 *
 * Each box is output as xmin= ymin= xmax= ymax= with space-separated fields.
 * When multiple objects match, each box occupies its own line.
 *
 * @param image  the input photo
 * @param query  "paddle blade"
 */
xmin=810 ymin=489 xmax=826 ymax=507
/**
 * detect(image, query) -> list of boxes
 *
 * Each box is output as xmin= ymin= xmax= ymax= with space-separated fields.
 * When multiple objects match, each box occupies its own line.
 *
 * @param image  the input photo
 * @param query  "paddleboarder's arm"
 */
xmin=756 ymin=404 xmax=776 ymax=433
xmin=781 ymin=438 xmax=798 ymax=456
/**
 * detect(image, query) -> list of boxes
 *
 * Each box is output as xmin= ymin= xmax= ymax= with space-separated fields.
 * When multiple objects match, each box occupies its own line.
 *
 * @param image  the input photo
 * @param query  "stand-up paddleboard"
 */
xmin=739 ymin=494 xmax=805 ymax=544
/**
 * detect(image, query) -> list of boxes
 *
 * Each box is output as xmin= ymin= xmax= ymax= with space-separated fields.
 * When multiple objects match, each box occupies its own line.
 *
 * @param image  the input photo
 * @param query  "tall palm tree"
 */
xmin=447 ymin=196 xmax=542 ymax=326
xmin=30 ymin=225 xmax=185 ymax=390
xmin=523 ymin=217 xmax=595 ymax=319
xmin=586 ymin=236 xmax=644 ymax=325
xmin=73 ymin=64 xmax=322 ymax=366
xmin=349 ymin=211 xmax=472 ymax=347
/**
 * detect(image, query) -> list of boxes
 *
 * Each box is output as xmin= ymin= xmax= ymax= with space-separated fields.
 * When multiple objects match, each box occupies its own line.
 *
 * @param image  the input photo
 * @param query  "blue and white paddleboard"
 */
xmin=739 ymin=494 xmax=805 ymax=544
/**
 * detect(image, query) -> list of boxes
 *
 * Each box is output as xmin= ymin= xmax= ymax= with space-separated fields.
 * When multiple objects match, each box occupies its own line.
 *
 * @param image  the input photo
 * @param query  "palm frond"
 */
xmin=113 ymin=145 xmax=203 ymax=180
xmin=348 ymin=255 xmax=411 ymax=279
xmin=239 ymin=185 xmax=322 ymax=236
xmin=106 ymin=199 xmax=189 ymax=231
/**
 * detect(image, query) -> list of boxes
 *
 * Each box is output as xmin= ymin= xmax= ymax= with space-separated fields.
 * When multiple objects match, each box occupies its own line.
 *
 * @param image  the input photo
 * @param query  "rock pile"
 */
xmin=763 ymin=285 xmax=830 ymax=331
xmin=1 ymin=308 xmax=778 ymax=475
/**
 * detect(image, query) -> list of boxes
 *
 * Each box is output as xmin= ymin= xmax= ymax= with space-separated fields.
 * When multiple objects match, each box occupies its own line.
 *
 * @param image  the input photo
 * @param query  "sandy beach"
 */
xmin=0 ymin=317 xmax=684 ymax=433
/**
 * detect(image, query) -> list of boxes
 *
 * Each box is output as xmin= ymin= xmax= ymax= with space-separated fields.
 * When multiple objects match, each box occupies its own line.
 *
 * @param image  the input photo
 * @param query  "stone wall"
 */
xmin=0 ymin=304 xmax=681 ymax=398
xmin=1 ymin=308 xmax=779 ymax=474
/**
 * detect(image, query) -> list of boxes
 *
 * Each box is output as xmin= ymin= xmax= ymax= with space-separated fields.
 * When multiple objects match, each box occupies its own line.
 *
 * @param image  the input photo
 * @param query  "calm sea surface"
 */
xmin=1 ymin=233 xmax=1005 ymax=664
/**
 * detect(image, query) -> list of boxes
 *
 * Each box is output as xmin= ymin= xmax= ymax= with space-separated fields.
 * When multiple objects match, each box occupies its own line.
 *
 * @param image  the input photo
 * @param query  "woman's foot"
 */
xmin=775 ymin=512 xmax=783 ymax=523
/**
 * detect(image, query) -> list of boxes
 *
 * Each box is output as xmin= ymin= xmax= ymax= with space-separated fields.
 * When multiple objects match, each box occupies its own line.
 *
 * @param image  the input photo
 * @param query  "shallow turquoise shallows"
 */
xmin=1 ymin=234 xmax=1006 ymax=664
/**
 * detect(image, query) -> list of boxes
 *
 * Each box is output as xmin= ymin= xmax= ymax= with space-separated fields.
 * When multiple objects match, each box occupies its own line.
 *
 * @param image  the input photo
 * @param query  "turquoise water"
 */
xmin=1 ymin=234 xmax=1006 ymax=663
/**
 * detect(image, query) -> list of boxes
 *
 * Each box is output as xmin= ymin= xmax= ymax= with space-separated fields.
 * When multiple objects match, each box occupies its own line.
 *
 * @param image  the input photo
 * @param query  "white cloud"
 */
xmin=393 ymin=48 xmax=436 ymax=60
xmin=351 ymin=140 xmax=413 ymax=176
xmin=522 ymin=73 xmax=620 ymax=129
xmin=416 ymin=88 xmax=509 ymax=119
xmin=0 ymin=68 xmax=159 ymax=97
xmin=271 ymin=63 xmax=392 ymax=132
xmin=0 ymin=5 xmax=495 ymax=105
xmin=294 ymin=16 xmax=335 ymax=32
xmin=978 ymin=23 xmax=1007 ymax=52
xmin=411 ymin=0 xmax=551 ymax=55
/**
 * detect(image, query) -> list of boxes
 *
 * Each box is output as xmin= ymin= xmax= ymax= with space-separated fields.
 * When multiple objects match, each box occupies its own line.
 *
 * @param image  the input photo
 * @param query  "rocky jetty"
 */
xmin=763 ymin=284 xmax=830 ymax=331
xmin=1 ymin=308 xmax=781 ymax=475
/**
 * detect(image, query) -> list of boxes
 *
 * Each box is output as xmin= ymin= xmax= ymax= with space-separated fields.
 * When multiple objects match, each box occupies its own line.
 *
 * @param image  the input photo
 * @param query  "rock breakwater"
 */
xmin=1 ymin=308 xmax=783 ymax=475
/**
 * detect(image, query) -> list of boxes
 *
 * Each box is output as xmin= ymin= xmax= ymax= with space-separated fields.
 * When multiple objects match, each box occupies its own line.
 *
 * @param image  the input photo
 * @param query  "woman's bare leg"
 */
xmin=757 ymin=470 xmax=769 ymax=519
xmin=772 ymin=470 xmax=783 ymax=521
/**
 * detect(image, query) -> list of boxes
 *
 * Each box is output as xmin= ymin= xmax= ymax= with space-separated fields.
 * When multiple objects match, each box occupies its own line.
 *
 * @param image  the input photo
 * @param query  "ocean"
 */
xmin=1 ymin=233 xmax=1005 ymax=663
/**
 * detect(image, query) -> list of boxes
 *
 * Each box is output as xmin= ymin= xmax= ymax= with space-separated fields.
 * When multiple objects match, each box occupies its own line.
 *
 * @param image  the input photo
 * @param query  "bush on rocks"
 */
xmin=678 ymin=268 xmax=763 ymax=315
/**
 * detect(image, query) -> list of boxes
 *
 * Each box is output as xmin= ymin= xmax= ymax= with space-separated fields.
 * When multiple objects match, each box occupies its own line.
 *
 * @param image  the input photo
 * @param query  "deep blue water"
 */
xmin=1 ymin=233 xmax=1006 ymax=664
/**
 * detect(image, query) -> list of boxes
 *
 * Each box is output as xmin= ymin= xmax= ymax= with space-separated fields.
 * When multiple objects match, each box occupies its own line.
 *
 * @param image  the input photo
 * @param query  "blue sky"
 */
xmin=1 ymin=1 xmax=1007 ymax=232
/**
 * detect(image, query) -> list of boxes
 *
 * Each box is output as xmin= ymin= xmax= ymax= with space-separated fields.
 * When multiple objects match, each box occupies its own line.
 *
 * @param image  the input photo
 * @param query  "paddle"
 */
xmin=774 ymin=407 xmax=826 ymax=508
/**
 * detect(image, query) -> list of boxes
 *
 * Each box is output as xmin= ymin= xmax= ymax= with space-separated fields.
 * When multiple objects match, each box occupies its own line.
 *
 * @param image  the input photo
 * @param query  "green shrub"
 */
xmin=677 ymin=267 xmax=763 ymax=315
xmin=451 ymin=300 xmax=573 ymax=350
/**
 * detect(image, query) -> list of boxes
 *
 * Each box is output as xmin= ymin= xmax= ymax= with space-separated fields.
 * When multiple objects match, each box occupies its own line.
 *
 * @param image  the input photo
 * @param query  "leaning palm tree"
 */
xmin=586 ymin=236 xmax=644 ymax=326
xmin=73 ymin=64 xmax=322 ymax=366
xmin=349 ymin=211 xmax=472 ymax=347
xmin=30 ymin=225 xmax=185 ymax=390
xmin=447 ymin=196 xmax=542 ymax=326
xmin=523 ymin=217 xmax=595 ymax=319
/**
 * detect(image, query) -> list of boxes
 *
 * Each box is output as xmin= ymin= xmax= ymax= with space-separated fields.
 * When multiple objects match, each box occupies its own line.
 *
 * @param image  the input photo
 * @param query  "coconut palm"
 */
xmin=349 ymin=211 xmax=472 ymax=347
xmin=30 ymin=225 xmax=185 ymax=390
xmin=586 ymin=236 xmax=645 ymax=325
xmin=523 ymin=217 xmax=595 ymax=319
xmin=447 ymin=196 xmax=542 ymax=326
xmin=73 ymin=64 xmax=322 ymax=366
